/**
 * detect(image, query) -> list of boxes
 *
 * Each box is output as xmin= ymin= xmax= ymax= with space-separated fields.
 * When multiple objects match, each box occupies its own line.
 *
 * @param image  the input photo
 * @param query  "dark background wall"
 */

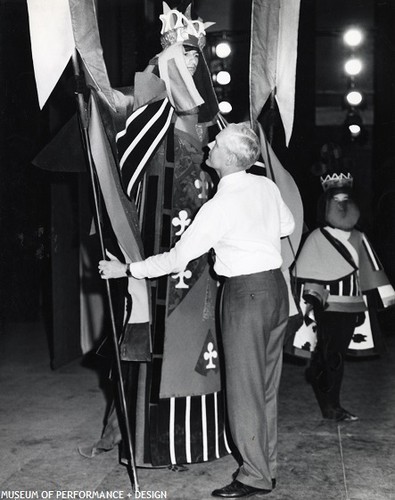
xmin=1 ymin=0 xmax=394 ymax=330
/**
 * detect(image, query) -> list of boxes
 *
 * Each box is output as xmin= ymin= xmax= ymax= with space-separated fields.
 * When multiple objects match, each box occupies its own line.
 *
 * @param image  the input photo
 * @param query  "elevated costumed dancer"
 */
xmin=82 ymin=2 xmax=231 ymax=467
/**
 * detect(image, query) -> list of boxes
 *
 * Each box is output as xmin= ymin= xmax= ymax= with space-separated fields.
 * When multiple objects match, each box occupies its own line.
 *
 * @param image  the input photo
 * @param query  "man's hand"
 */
xmin=98 ymin=259 xmax=127 ymax=279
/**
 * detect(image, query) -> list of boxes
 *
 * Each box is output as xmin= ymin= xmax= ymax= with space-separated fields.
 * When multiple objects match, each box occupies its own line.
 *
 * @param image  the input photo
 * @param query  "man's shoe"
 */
xmin=338 ymin=408 xmax=359 ymax=422
xmin=78 ymin=445 xmax=108 ymax=458
xmin=212 ymin=480 xmax=271 ymax=498
xmin=323 ymin=407 xmax=358 ymax=422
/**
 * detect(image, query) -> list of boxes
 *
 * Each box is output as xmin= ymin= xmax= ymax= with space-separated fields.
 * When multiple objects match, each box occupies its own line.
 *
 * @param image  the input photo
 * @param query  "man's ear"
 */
xmin=226 ymin=151 xmax=237 ymax=166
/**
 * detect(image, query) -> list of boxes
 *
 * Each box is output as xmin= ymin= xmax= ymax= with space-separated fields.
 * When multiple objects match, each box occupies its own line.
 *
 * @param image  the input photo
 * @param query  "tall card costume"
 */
xmin=27 ymin=0 xmax=230 ymax=466
xmin=87 ymin=3 xmax=230 ymax=466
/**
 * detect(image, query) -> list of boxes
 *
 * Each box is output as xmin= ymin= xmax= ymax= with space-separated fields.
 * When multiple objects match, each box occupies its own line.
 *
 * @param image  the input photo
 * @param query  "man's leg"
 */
xmin=264 ymin=311 xmax=289 ymax=480
xmin=221 ymin=270 xmax=288 ymax=490
xmin=313 ymin=311 xmax=357 ymax=418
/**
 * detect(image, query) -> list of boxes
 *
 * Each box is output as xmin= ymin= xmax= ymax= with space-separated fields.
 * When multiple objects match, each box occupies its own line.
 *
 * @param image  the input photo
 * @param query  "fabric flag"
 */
xmin=27 ymin=0 xmax=115 ymax=111
xmin=250 ymin=0 xmax=301 ymax=145
xmin=26 ymin=0 xmax=74 ymax=109
xmin=88 ymin=92 xmax=151 ymax=350
xmin=258 ymin=124 xmax=303 ymax=268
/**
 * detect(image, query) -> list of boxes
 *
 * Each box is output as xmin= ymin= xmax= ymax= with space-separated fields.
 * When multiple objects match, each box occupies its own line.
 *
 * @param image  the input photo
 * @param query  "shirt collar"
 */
xmin=218 ymin=170 xmax=247 ymax=190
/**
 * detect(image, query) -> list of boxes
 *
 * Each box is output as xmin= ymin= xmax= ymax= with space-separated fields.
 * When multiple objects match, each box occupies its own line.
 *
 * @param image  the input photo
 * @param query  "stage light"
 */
xmin=345 ymin=90 xmax=363 ymax=106
xmin=218 ymin=101 xmax=232 ymax=114
xmin=216 ymin=70 xmax=231 ymax=85
xmin=343 ymin=28 xmax=363 ymax=47
xmin=344 ymin=58 xmax=362 ymax=76
xmin=349 ymin=124 xmax=361 ymax=136
xmin=215 ymin=42 xmax=231 ymax=59
xmin=344 ymin=110 xmax=364 ymax=140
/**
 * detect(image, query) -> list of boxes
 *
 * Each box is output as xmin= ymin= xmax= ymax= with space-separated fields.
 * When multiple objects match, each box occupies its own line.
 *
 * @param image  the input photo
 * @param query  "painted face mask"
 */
xmin=325 ymin=189 xmax=360 ymax=230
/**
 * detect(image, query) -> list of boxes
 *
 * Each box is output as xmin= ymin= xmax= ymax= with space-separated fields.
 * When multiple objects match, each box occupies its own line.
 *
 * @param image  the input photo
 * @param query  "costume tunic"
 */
xmin=291 ymin=227 xmax=395 ymax=358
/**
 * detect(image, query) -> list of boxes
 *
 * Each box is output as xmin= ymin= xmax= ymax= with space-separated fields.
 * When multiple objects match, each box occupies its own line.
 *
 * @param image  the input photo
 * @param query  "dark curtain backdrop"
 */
xmin=372 ymin=0 xmax=395 ymax=285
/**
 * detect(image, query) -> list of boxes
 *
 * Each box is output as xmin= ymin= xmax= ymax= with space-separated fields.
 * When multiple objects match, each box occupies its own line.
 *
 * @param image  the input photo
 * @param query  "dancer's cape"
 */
xmin=289 ymin=228 xmax=395 ymax=357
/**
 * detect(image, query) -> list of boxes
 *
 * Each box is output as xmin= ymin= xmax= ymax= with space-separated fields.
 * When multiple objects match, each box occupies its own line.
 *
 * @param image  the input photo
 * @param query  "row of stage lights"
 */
xmin=208 ymin=28 xmax=368 ymax=137
xmin=342 ymin=28 xmax=366 ymax=141
xmin=207 ymin=39 xmax=233 ymax=115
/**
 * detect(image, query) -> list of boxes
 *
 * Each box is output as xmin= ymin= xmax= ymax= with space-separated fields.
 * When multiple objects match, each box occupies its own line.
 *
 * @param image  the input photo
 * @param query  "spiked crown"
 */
xmin=159 ymin=2 xmax=215 ymax=50
xmin=320 ymin=172 xmax=353 ymax=191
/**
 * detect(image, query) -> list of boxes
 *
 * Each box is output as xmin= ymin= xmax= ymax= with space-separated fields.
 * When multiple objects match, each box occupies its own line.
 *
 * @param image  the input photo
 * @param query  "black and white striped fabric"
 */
xmin=149 ymin=391 xmax=231 ymax=466
xmin=324 ymin=272 xmax=361 ymax=297
xmin=116 ymin=97 xmax=174 ymax=199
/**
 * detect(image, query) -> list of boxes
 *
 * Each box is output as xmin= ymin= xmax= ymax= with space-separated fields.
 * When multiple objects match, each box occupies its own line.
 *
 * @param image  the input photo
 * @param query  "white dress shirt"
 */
xmin=130 ymin=170 xmax=295 ymax=279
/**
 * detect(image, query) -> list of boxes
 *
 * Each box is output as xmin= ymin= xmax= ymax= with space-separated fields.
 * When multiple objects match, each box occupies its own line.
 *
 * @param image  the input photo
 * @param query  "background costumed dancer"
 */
xmin=291 ymin=167 xmax=395 ymax=421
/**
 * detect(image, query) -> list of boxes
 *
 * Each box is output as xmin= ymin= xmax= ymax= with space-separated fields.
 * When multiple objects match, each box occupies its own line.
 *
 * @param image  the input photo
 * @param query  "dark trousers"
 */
xmin=221 ymin=269 xmax=289 ymax=490
xmin=308 ymin=311 xmax=357 ymax=415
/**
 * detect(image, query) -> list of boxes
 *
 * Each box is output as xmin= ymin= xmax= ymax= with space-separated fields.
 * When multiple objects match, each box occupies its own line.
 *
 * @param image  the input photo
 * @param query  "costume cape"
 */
xmin=288 ymin=228 xmax=395 ymax=358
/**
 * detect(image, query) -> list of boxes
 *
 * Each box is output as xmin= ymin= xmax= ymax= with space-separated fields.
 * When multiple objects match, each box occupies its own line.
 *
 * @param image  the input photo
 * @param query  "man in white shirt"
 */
xmin=99 ymin=123 xmax=295 ymax=497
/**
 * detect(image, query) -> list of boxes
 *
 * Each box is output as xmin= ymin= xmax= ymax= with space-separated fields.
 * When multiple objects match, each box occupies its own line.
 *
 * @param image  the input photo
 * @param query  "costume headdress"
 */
xmin=312 ymin=143 xmax=354 ymax=191
xmin=320 ymin=172 xmax=353 ymax=191
xmin=159 ymin=2 xmax=215 ymax=50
